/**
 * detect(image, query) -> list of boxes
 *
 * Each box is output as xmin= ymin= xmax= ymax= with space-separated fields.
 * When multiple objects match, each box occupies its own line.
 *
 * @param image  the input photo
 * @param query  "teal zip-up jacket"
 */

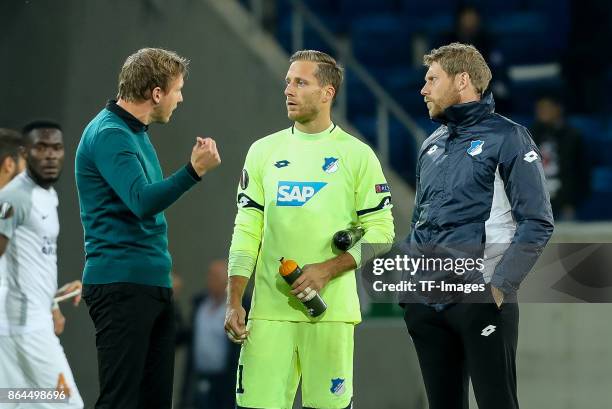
xmin=75 ymin=100 xmax=200 ymax=287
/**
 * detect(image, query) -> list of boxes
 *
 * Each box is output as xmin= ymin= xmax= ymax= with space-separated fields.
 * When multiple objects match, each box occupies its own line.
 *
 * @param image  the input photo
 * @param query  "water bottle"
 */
xmin=278 ymin=258 xmax=327 ymax=317
xmin=332 ymin=226 xmax=364 ymax=252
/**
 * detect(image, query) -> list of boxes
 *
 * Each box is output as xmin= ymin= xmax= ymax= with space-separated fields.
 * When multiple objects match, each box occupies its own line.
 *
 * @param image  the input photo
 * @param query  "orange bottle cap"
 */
xmin=279 ymin=258 xmax=298 ymax=276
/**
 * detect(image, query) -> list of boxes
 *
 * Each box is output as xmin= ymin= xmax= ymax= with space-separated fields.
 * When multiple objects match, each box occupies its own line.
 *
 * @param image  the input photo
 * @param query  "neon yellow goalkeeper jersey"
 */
xmin=228 ymin=123 xmax=395 ymax=323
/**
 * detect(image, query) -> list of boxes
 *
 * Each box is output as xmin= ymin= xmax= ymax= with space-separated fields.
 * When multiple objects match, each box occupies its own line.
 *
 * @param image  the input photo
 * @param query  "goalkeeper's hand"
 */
xmin=291 ymin=262 xmax=332 ymax=296
xmin=224 ymin=303 xmax=248 ymax=344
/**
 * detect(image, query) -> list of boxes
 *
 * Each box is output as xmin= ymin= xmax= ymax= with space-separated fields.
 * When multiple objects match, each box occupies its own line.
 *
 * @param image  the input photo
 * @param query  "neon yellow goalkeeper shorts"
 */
xmin=235 ymin=319 xmax=354 ymax=409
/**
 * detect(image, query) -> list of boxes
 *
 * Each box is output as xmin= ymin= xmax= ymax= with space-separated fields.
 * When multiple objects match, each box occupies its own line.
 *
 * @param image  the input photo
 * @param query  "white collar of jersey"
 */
xmin=21 ymin=171 xmax=56 ymax=195
xmin=291 ymin=122 xmax=336 ymax=141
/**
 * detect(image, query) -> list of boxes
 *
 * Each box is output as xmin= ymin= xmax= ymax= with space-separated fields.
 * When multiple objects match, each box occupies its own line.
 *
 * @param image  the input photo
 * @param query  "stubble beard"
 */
xmin=429 ymin=87 xmax=461 ymax=120
xmin=151 ymin=103 xmax=174 ymax=124
xmin=289 ymin=102 xmax=319 ymax=125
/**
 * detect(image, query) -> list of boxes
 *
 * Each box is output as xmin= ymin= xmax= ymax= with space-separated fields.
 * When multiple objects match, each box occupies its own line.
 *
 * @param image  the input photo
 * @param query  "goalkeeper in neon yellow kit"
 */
xmin=225 ymin=50 xmax=395 ymax=409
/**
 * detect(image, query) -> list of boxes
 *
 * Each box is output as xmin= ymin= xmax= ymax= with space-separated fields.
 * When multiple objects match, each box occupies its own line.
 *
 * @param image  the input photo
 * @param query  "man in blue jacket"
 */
xmin=76 ymin=48 xmax=221 ymax=409
xmin=403 ymin=43 xmax=554 ymax=409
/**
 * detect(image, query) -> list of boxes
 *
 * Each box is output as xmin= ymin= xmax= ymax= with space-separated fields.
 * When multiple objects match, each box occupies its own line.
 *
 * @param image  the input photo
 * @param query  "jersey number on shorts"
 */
xmin=237 ymin=364 xmax=245 ymax=394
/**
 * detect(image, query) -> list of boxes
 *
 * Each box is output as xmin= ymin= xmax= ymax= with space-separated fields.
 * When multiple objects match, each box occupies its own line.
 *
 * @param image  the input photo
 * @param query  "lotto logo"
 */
xmin=523 ymin=150 xmax=539 ymax=163
xmin=277 ymin=181 xmax=327 ymax=206
xmin=238 ymin=196 xmax=249 ymax=207
xmin=481 ymin=324 xmax=496 ymax=337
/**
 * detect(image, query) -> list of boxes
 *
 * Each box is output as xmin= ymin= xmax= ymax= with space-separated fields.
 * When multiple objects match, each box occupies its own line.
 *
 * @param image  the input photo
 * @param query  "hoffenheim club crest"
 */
xmin=322 ymin=157 xmax=339 ymax=173
xmin=467 ymin=140 xmax=484 ymax=156
xmin=330 ymin=378 xmax=346 ymax=396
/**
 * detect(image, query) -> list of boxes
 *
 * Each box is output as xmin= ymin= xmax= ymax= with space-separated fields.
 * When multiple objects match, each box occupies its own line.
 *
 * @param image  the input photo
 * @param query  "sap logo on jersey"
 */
xmin=277 ymin=181 xmax=327 ymax=206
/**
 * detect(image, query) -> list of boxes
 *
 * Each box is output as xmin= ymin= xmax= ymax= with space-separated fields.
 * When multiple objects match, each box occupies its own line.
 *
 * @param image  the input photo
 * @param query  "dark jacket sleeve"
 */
xmin=410 ymin=155 xmax=422 ymax=232
xmin=490 ymin=126 xmax=555 ymax=293
xmin=92 ymin=128 xmax=200 ymax=219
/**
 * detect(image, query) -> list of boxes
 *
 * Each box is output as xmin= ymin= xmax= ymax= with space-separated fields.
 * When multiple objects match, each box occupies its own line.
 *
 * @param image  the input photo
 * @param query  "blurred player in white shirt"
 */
xmin=0 ymin=128 xmax=26 ymax=189
xmin=0 ymin=128 xmax=25 ymax=315
xmin=0 ymin=121 xmax=83 ymax=408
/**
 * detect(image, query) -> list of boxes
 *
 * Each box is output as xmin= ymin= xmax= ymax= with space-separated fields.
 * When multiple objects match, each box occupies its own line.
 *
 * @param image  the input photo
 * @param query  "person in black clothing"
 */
xmin=563 ymin=0 xmax=611 ymax=114
xmin=179 ymin=260 xmax=249 ymax=409
xmin=530 ymin=95 xmax=589 ymax=220
xmin=440 ymin=6 xmax=511 ymax=113
xmin=442 ymin=6 xmax=492 ymax=60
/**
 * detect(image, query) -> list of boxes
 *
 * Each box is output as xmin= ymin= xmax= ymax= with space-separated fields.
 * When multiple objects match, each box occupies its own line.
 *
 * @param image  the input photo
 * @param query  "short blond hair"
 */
xmin=423 ymin=43 xmax=492 ymax=95
xmin=117 ymin=48 xmax=189 ymax=102
xmin=290 ymin=50 xmax=344 ymax=101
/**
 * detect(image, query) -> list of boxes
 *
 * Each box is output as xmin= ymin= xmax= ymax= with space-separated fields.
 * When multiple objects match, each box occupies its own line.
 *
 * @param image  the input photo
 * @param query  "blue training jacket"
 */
xmin=409 ymin=92 xmax=555 ymax=294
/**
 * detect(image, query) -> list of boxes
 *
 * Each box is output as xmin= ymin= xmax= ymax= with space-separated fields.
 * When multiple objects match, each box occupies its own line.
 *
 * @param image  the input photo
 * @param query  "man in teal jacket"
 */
xmin=75 ymin=48 xmax=221 ymax=409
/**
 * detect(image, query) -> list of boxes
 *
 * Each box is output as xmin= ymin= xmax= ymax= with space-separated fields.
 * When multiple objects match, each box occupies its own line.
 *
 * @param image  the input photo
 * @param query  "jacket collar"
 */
xmin=105 ymin=99 xmax=148 ymax=133
xmin=434 ymin=91 xmax=495 ymax=128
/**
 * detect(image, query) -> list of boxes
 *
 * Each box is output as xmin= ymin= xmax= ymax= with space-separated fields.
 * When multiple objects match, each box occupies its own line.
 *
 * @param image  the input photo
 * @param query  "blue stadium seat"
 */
xmin=577 ymin=167 xmax=612 ymax=220
xmin=525 ymin=0 xmax=570 ymax=50
xmin=398 ymin=11 xmax=454 ymax=42
xmin=606 ymin=68 xmax=612 ymax=112
xmin=591 ymin=167 xmax=612 ymax=192
xmin=576 ymin=192 xmax=612 ymax=220
xmin=362 ymin=65 xmax=426 ymax=115
xmin=340 ymin=0 xmax=402 ymax=19
xmin=350 ymin=15 xmax=414 ymax=67
xmin=598 ymin=141 xmax=612 ymax=167
xmin=566 ymin=115 xmax=609 ymax=167
xmin=488 ymin=12 xmax=547 ymax=35
xmin=493 ymin=34 xmax=560 ymax=64
xmin=396 ymin=88 xmax=428 ymax=116
xmin=525 ymin=0 xmax=562 ymax=8
xmin=369 ymin=65 xmax=422 ymax=92
xmin=487 ymin=12 xmax=564 ymax=64
xmin=399 ymin=0 xmax=457 ymax=18
xmin=460 ymin=0 xmax=524 ymax=17
xmin=350 ymin=115 xmax=378 ymax=147
xmin=276 ymin=13 xmax=344 ymax=54
xmin=389 ymin=117 xmax=419 ymax=186
xmin=276 ymin=0 xmax=341 ymax=20
xmin=567 ymin=116 xmax=606 ymax=141
xmin=508 ymin=77 xmax=564 ymax=114
xmin=352 ymin=114 xmax=419 ymax=186
xmin=509 ymin=114 xmax=533 ymax=128
xmin=345 ymin=70 xmax=376 ymax=119
xmin=415 ymin=117 xmax=440 ymax=136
